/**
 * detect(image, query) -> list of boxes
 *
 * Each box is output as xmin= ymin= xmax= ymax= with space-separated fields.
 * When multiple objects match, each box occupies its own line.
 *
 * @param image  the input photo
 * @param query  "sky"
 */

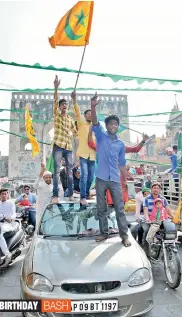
xmin=0 ymin=0 xmax=182 ymax=155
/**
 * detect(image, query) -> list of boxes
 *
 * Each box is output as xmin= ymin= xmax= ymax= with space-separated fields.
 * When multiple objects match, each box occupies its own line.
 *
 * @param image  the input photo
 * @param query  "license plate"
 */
xmin=71 ymin=300 xmax=118 ymax=313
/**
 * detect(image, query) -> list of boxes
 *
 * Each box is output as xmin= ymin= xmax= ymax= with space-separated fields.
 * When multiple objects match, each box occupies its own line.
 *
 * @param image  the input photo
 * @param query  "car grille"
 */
xmin=61 ymin=281 xmax=120 ymax=294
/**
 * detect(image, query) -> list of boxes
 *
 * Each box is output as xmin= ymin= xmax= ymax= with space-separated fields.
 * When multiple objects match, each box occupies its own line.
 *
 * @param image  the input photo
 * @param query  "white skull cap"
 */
xmin=43 ymin=171 xmax=52 ymax=177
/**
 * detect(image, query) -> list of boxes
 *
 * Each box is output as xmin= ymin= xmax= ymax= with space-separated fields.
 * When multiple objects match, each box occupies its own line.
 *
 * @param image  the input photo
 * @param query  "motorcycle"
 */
xmin=141 ymin=219 xmax=181 ymax=289
xmin=16 ymin=206 xmax=34 ymax=237
xmin=0 ymin=216 xmax=25 ymax=269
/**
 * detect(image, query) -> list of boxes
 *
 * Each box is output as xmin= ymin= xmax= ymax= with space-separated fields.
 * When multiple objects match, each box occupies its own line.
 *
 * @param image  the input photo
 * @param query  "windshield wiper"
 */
xmin=42 ymin=234 xmax=63 ymax=239
xmin=62 ymin=234 xmax=89 ymax=239
xmin=42 ymin=233 xmax=88 ymax=239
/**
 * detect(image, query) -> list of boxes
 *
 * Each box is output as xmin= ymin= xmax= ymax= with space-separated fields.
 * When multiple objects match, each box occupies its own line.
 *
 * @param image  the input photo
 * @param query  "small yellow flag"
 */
xmin=173 ymin=200 xmax=182 ymax=224
xmin=25 ymin=105 xmax=40 ymax=157
xmin=49 ymin=1 xmax=94 ymax=47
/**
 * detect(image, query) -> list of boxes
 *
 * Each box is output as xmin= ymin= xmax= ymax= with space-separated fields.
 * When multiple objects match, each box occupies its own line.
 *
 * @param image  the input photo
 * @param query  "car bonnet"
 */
xmin=32 ymin=236 xmax=144 ymax=285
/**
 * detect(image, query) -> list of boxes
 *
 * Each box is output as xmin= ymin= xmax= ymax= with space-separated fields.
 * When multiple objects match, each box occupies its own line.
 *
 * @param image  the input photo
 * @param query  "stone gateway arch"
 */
xmin=8 ymin=92 xmax=129 ymax=181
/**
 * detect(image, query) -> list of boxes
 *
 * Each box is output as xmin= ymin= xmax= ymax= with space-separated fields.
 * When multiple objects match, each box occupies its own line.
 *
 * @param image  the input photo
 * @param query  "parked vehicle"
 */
xmin=143 ymin=220 xmax=181 ymax=289
xmin=0 ymin=216 xmax=25 ymax=269
xmin=20 ymin=202 xmax=153 ymax=317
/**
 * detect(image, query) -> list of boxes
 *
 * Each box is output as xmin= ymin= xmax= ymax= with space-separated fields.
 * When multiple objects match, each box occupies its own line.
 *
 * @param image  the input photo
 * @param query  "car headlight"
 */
xmin=128 ymin=268 xmax=150 ymax=287
xmin=26 ymin=273 xmax=54 ymax=292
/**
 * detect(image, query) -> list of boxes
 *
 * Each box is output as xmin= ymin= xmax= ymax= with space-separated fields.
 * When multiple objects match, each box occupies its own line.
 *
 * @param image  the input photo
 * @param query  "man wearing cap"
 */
xmin=166 ymin=145 xmax=179 ymax=201
xmin=52 ymin=76 xmax=77 ymax=203
xmin=34 ymin=164 xmax=64 ymax=225
xmin=0 ymin=189 xmax=16 ymax=264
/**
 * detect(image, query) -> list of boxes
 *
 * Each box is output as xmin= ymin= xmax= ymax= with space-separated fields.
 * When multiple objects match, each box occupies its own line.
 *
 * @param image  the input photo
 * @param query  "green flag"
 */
xmin=46 ymin=154 xmax=54 ymax=174
xmin=176 ymin=132 xmax=182 ymax=174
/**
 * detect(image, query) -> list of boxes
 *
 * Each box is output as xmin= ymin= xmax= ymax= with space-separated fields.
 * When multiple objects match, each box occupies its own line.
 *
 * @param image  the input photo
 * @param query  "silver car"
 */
xmin=20 ymin=202 xmax=154 ymax=317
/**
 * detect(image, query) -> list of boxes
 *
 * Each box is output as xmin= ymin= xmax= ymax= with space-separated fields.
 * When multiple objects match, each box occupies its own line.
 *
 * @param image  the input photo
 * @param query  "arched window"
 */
xmin=25 ymin=143 xmax=32 ymax=151
xmin=20 ymin=139 xmax=31 ymax=151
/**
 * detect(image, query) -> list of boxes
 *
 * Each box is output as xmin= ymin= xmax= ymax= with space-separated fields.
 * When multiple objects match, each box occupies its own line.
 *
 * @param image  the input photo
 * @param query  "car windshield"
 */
xmin=39 ymin=203 xmax=119 ymax=238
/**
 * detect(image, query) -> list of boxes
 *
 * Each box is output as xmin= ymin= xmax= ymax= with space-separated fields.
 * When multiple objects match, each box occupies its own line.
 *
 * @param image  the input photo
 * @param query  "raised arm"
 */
xmin=91 ymin=93 xmax=104 ymax=142
xmin=34 ymin=163 xmax=46 ymax=189
xmin=53 ymin=75 xmax=60 ymax=118
xmin=126 ymin=134 xmax=149 ymax=153
xmin=91 ymin=93 xmax=100 ymax=125
xmin=71 ymin=91 xmax=82 ymax=123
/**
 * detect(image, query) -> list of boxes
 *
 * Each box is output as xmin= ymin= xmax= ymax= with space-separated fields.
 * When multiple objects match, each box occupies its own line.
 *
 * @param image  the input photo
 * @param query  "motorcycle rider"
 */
xmin=15 ymin=185 xmax=36 ymax=228
xmin=142 ymin=182 xmax=175 ymax=253
xmin=0 ymin=189 xmax=16 ymax=265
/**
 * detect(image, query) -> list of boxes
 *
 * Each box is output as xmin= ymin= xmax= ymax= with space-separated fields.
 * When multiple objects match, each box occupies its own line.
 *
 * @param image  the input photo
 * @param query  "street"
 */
xmin=0 ymin=219 xmax=182 ymax=317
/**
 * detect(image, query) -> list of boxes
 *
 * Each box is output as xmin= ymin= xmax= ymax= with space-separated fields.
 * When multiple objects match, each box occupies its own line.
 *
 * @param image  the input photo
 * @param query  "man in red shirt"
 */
xmin=88 ymin=129 xmax=149 ymax=204
xmin=136 ymin=164 xmax=144 ymax=175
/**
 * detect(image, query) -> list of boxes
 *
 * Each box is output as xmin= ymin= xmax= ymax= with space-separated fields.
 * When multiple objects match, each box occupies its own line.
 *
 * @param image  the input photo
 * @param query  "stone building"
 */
xmin=166 ymin=96 xmax=182 ymax=146
xmin=0 ymin=152 xmax=8 ymax=177
xmin=8 ymin=92 xmax=130 ymax=180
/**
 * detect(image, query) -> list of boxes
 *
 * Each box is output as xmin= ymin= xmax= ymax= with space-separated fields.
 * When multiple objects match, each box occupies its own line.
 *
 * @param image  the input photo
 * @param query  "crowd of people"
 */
xmin=0 ymin=75 xmax=180 ymax=264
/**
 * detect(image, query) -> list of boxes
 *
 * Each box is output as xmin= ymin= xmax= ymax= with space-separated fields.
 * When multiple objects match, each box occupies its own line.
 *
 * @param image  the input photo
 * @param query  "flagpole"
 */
xmin=127 ymin=127 xmax=143 ymax=136
xmin=74 ymin=43 xmax=87 ymax=91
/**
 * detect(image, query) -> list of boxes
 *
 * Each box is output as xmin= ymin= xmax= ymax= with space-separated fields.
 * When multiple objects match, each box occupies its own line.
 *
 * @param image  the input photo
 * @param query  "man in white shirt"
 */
xmin=135 ymin=182 xmax=144 ymax=221
xmin=0 ymin=189 xmax=16 ymax=264
xmin=34 ymin=164 xmax=64 ymax=226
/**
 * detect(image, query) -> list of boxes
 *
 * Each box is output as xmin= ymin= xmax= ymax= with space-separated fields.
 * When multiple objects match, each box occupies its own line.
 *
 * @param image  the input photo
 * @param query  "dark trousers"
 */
xmin=95 ymin=178 xmax=128 ymax=239
xmin=52 ymin=144 xmax=73 ymax=197
xmin=80 ymin=157 xmax=95 ymax=199
xmin=29 ymin=210 xmax=36 ymax=227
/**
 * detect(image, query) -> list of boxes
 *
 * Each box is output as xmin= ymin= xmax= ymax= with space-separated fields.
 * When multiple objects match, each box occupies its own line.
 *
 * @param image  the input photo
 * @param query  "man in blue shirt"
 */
xmin=166 ymin=146 xmax=179 ymax=201
xmin=91 ymin=93 xmax=130 ymax=247
xmin=15 ymin=185 xmax=36 ymax=227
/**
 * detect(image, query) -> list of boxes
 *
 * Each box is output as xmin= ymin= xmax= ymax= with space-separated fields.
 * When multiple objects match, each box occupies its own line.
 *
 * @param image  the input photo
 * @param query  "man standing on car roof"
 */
xmin=72 ymin=90 xmax=96 ymax=206
xmin=91 ymin=93 xmax=131 ymax=247
xmin=52 ymin=76 xmax=77 ymax=203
